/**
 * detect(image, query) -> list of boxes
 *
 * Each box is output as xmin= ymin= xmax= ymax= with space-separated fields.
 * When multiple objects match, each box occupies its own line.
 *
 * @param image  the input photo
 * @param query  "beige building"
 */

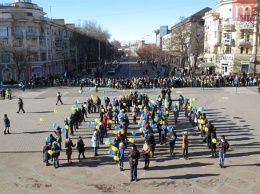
xmin=0 ymin=0 xmax=77 ymax=82
xmin=169 ymin=7 xmax=211 ymax=68
xmin=202 ymin=0 xmax=260 ymax=76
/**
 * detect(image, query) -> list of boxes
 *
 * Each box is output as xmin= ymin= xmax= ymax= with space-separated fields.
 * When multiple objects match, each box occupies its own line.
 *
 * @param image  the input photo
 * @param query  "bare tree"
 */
xmin=0 ymin=38 xmax=34 ymax=81
xmin=81 ymin=20 xmax=111 ymax=41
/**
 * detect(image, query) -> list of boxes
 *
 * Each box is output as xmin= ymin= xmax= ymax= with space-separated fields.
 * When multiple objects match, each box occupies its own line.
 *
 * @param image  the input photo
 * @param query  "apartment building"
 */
xmin=0 ymin=0 xmax=76 ymax=82
xmin=203 ymin=0 xmax=259 ymax=76
xmin=169 ymin=7 xmax=211 ymax=68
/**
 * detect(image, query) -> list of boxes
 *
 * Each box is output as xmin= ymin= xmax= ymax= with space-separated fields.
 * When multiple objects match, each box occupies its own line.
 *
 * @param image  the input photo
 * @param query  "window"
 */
xmin=28 ymin=26 xmax=33 ymax=34
xmin=0 ymin=26 xmax=8 ymax=37
xmin=240 ymin=47 xmax=244 ymax=54
xmin=1 ymin=54 xmax=10 ymax=62
xmin=27 ymin=12 xmax=32 ymax=16
xmin=246 ymin=48 xmax=249 ymax=54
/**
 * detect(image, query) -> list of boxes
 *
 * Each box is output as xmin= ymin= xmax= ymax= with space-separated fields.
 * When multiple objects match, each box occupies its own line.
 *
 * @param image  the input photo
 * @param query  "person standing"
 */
xmin=3 ymin=114 xmax=10 ymax=134
xmin=182 ymin=131 xmax=189 ymax=159
xmin=142 ymin=140 xmax=151 ymax=169
xmin=1 ymin=88 xmax=6 ymax=99
xmin=92 ymin=129 xmax=100 ymax=156
xmin=217 ymin=135 xmax=229 ymax=168
xmin=129 ymin=144 xmax=140 ymax=182
xmin=168 ymin=129 xmax=177 ymax=155
xmin=65 ymin=138 xmax=75 ymax=164
xmin=17 ymin=98 xmax=25 ymax=113
xmin=118 ymin=141 xmax=125 ymax=171
xmin=54 ymin=126 xmax=62 ymax=150
xmin=6 ymin=88 xmax=12 ymax=100
xmin=77 ymin=136 xmax=86 ymax=161
xmin=56 ymin=92 xmax=63 ymax=105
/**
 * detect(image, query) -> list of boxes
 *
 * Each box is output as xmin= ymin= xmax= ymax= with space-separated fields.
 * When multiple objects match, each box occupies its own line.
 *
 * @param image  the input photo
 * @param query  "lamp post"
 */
xmin=147 ymin=35 xmax=154 ymax=63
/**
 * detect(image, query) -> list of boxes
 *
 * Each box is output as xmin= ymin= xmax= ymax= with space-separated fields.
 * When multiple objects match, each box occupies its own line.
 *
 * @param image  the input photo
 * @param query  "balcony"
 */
xmin=222 ymin=39 xmax=235 ymax=46
xmin=223 ymin=24 xmax=236 ymax=31
xmin=26 ymin=32 xmax=37 ymax=38
xmin=236 ymin=22 xmax=254 ymax=31
xmin=12 ymin=32 xmax=23 ymax=38
xmin=0 ymin=13 xmax=12 ymax=19
xmin=238 ymin=39 xmax=253 ymax=47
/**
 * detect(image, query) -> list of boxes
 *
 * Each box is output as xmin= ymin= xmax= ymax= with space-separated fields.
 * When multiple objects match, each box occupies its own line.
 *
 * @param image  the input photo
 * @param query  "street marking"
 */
xmin=176 ymin=91 xmax=182 ymax=94
xmin=141 ymin=172 xmax=145 ymax=177
xmin=222 ymin=97 xmax=229 ymax=100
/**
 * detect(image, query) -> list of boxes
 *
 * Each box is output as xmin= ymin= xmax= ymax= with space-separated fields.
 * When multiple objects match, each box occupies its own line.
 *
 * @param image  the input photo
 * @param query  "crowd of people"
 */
xmin=41 ymin=87 xmax=230 ymax=180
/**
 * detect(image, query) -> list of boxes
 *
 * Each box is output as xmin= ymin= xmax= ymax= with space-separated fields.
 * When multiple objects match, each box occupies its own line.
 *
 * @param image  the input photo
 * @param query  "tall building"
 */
xmin=0 ymin=0 xmax=76 ymax=82
xmin=170 ymin=7 xmax=211 ymax=67
xmin=203 ymin=0 xmax=259 ymax=76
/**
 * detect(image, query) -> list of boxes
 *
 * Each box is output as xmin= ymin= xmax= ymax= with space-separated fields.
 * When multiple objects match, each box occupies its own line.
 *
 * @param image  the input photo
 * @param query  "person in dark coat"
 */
xmin=3 ymin=114 xmax=10 ymax=134
xmin=17 ymin=98 xmax=25 ymax=113
xmin=217 ymin=135 xmax=229 ymax=168
xmin=54 ymin=126 xmax=62 ymax=150
xmin=168 ymin=129 xmax=177 ymax=155
xmin=129 ymin=144 xmax=140 ymax=182
xmin=2 ymin=88 xmax=6 ymax=99
xmin=76 ymin=136 xmax=86 ymax=161
xmin=56 ymin=92 xmax=63 ymax=105
xmin=65 ymin=138 xmax=76 ymax=164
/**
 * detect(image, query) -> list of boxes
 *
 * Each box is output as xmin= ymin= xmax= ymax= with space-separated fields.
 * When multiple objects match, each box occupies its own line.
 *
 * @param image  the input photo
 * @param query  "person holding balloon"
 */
xmin=168 ymin=129 xmax=177 ymax=156
xmin=54 ymin=126 xmax=62 ymax=150
xmin=118 ymin=140 xmax=125 ymax=171
xmin=92 ymin=129 xmax=100 ymax=157
xmin=43 ymin=142 xmax=51 ymax=166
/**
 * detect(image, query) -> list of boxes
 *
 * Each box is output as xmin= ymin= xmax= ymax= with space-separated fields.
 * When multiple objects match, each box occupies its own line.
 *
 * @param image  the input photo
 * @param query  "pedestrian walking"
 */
xmin=217 ymin=135 xmax=229 ymax=168
xmin=17 ymin=98 xmax=25 ymax=113
xmin=56 ymin=92 xmax=63 ymax=105
xmin=142 ymin=140 xmax=151 ymax=169
xmin=129 ymin=144 xmax=140 ymax=182
xmin=182 ymin=131 xmax=189 ymax=159
xmin=3 ymin=114 xmax=10 ymax=134
xmin=77 ymin=136 xmax=86 ymax=161
xmin=65 ymin=138 xmax=75 ymax=164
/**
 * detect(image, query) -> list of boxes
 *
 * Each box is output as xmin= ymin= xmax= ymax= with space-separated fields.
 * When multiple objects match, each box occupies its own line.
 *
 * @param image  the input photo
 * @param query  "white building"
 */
xmin=203 ymin=0 xmax=259 ymax=76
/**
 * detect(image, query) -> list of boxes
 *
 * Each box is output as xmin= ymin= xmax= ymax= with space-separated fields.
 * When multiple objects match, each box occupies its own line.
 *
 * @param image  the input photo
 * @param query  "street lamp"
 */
xmin=147 ymin=35 xmax=154 ymax=63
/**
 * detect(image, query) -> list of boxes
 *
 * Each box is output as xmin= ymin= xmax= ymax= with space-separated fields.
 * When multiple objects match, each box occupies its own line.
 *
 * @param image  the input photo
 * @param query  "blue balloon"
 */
xmin=45 ymin=136 xmax=50 ymax=143
xmin=111 ymin=91 xmax=114 ymax=95
xmin=88 ymin=121 xmax=91 ymax=127
xmin=140 ymin=109 xmax=144 ymax=113
xmin=67 ymin=119 xmax=71 ymax=124
xmin=153 ymin=86 xmax=156 ymax=90
xmin=61 ymin=128 xmax=65 ymax=134
xmin=157 ymin=110 xmax=161 ymax=114
xmin=103 ymin=97 xmax=106 ymax=100
xmin=113 ymin=112 xmax=117 ymax=116
xmin=201 ymin=107 xmax=205 ymax=111
xmin=143 ymin=88 xmax=146 ymax=92
xmin=138 ymin=123 xmax=142 ymax=128
xmin=80 ymin=91 xmax=83 ymax=95
xmin=108 ymin=150 xmax=113 ymax=155
xmin=132 ymin=130 xmax=137 ymax=136
xmin=103 ymin=91 xmax=106 ymax=94
xmin=88 ymin=87 xmax=90 ymax=91
xmin=53 ymin=123 xmax=57 ymax=128
xmin=167 ymin=126 xmax=172 ymax=131
xmin=171 ymin=135 xmax=176 ymax=140
xmin=107 ymin=137 xmax=112 ymax=142
xmin=115 ymin=126 xmax=119 ymax=130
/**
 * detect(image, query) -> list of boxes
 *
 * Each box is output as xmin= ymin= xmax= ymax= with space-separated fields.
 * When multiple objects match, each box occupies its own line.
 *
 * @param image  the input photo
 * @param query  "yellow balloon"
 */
xmin=139 ymin=128 xmax=144 ymax=133
xmin=112 ymin=146 xmax=118 ymax=152
xmin=113 ymin=106 xmax=116 ymax=110
xmin=138 ymin=105 xmax=143 ymax=109
xmin=130 ymin=90 xmax=132 ymax=92
xmin=65 ymin=125 xmax=70 ymax=130
xmin=123 ymin=103 xmax=126 ymax=106
xmin=39 ymin=118 xmax=44 ymax=122
xmin=212 ymin=138 xmax=217 ymax=144
xmin=54 ymin=109 xmax=58 ymax=114
xmin=77 ymin=100 xmax=80 ymax=104
xmin=150 ymin=151 xmax=153 ymax=157
xmin=109 ymin=120 xmax=113 ymax=124
xmin=48 ymin=150 xmax=53 ymax=155
xmin=113 ymin=130 xmax=117 ymax=135
xmin=114 ymin=156 xmax=119 ymax=161
xmin=96 ymin=125 xmax=100 ymax=130
xmin=204 ymin=127 xmax=209 ymax=132
xmin=101 ymin=109 xmax=105 ymax=113
xmin=105 ymin=141 xmax=111 ymax=146
xmin=201 ymin=120 xmax=205 ymax=125
xmin=119 ymin=95 xmax=123 ymax=98
xmin=95 ymin=118 xmax=100 ymax=123
xmin=129 ymin=138 xmax=134 ymax=143
xmin=172 ymin=87 xmax=174 ymax=90
xmin=91 ymin=122 xmax=95 ymax=126
xmin=123 ymin=89 xmax=125 ymax=92
xmin=71 ymin=107 xmax=75 ymax=111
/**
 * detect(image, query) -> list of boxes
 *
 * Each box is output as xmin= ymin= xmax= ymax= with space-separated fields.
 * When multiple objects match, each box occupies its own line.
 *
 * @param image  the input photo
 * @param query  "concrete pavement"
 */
xmin=0 ymin=69 xmax=260 ymax=193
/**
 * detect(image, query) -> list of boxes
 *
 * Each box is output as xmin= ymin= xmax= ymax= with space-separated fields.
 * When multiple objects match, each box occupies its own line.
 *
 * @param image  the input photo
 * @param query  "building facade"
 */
xmin=0 ymin=0 xmax=77 ymax=82
xmin=203 ymin=0 xmax=260 ymax=76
